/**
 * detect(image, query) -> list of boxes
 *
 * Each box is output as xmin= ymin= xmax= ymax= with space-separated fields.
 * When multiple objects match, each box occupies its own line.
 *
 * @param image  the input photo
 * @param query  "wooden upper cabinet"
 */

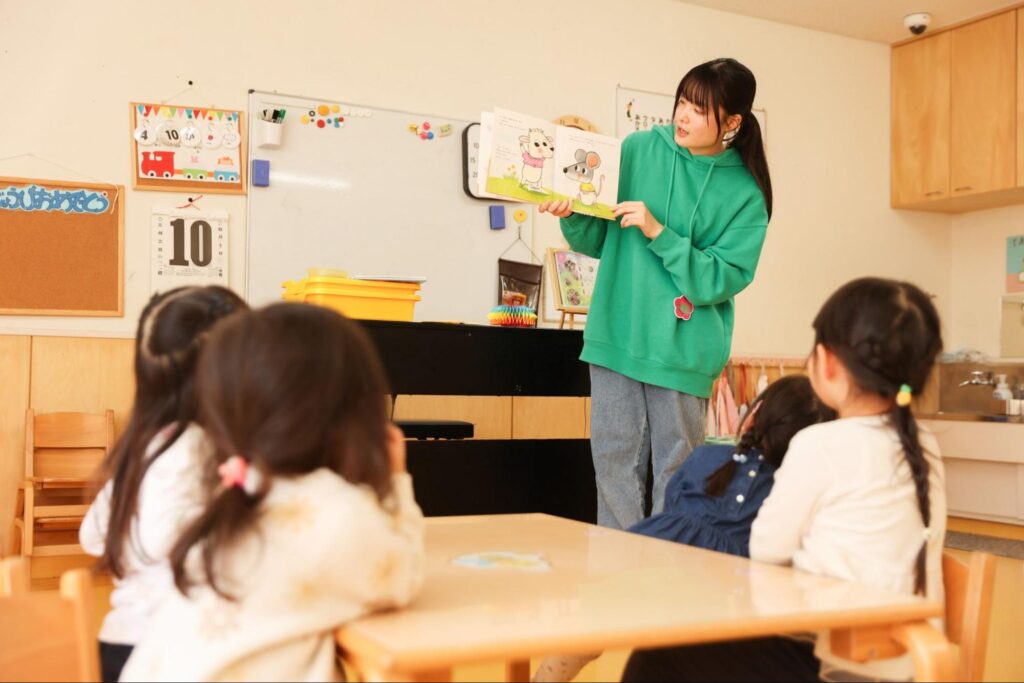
xmin=892 ymin=32 xmax=950 ymax=206
xmin=950 ymin=11 xmax=1016 ymax=196
xmin=1018 ymin=9 xmax=1024 ymax=188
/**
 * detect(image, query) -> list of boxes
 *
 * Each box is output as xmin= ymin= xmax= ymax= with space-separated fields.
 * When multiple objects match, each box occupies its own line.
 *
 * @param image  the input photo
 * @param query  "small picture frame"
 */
xmin=546 ymin=248 xmax=599 ymax=329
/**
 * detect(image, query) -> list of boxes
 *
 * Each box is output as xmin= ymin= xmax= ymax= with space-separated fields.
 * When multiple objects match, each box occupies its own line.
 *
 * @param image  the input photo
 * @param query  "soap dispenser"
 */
xmin=993 ymin=374 xmax=1013 ymax=402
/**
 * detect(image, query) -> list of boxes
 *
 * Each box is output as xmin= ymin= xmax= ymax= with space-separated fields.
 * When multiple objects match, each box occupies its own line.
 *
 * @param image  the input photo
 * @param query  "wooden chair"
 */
xmin=0 ymin=557 xmax=100 ymax=682
xmin=13 ymin=410 xmax=114 ymax=562
xmin=0 ymin=555 xmax=30 ymax=596
xmin=943 ymin=550 xmax=997 ymax=682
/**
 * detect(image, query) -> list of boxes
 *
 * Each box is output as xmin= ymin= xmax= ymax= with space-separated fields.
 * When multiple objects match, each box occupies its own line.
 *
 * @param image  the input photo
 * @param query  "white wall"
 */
xmin=950 ymin=206 xmax=1024 ymax=357
xmin=0 ymin=0 xmax=952 ymax=354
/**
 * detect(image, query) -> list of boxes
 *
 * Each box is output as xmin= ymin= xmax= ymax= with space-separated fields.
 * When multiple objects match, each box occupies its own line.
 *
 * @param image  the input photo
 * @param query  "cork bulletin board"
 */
xmin=0 ymin=176 xmax=124 ymax=316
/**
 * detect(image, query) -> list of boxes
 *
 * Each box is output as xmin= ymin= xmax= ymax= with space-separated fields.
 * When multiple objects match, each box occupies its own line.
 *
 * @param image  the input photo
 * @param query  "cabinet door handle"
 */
xmin=924 ymin=190 xmax=944 ymax=196
xmin=954 ymin=186 xmax=973 ymax=192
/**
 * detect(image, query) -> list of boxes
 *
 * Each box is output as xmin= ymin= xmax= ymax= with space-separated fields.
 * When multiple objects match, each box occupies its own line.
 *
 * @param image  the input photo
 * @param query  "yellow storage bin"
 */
xmin=281 ymin=271 xmax=421 ymax=322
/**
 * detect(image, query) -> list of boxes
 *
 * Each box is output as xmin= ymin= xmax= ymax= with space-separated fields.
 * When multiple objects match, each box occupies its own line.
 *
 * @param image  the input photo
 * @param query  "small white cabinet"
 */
xmin=922 ymin=419 xmax=1024 ymax=524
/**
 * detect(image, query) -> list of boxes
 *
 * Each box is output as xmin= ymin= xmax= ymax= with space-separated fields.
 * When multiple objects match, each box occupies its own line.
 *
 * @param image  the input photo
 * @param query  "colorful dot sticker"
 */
xmin=330 ymin=104 xmax=340 ymax=113
xmin=513 ymin=209 xmax=527 ymax=223
xmin=317 ymin=104 xmax=329 ymax=116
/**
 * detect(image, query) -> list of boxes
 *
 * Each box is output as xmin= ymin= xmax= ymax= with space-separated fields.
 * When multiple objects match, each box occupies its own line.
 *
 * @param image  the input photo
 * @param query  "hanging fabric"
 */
xmin=719 ymin=370 xmax=740 ymax=436
xmin=706 ymin=376 xmax=719 ymax=439
xmin=736 ymin=362 xmax=749 ymax=424
xmin=756 ymin=362 xmax=769 ymax=394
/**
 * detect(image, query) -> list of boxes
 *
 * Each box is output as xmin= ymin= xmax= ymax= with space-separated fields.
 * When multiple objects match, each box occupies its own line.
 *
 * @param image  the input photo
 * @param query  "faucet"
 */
xmin=959 ymin=371 xmax=995 ymax=388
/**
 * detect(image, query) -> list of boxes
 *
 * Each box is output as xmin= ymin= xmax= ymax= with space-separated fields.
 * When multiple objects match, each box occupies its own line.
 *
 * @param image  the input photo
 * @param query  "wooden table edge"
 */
xmin=336 ymin=601 xmax=943 ymax=676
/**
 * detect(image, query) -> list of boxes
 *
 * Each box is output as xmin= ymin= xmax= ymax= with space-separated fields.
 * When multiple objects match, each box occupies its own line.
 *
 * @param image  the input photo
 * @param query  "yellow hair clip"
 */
xmin=896 ymin=384 xmax=913 ymax=407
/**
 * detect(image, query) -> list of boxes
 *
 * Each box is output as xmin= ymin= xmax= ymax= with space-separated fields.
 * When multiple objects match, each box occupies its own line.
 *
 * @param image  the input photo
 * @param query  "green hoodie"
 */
xmin=560 ymin=125 xmax=768 ymax=398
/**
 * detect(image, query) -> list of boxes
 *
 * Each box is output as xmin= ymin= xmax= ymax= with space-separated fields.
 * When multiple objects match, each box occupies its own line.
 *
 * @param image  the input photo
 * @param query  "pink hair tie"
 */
xmin=218 ymin=455 xmax=261 ymax=495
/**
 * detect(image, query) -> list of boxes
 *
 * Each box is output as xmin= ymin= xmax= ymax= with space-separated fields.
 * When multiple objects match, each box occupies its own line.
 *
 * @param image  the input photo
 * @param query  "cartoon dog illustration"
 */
xmin=562 ymin=148 xmax=604 ymax=207
xmin=519 ymin=128 xmax=554 ymax=192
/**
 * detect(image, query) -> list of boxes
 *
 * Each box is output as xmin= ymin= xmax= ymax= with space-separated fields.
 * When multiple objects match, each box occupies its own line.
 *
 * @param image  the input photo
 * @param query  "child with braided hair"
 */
xmin=623 ymin=277 xmax=947 ymax=682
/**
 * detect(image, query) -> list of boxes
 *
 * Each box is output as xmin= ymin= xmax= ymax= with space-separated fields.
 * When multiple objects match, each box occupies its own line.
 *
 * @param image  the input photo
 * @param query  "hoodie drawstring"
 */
xmin=689 ymin=163 xmax=715 ymax=233
xmin=664 ymin=156 xmax=677 ymax=227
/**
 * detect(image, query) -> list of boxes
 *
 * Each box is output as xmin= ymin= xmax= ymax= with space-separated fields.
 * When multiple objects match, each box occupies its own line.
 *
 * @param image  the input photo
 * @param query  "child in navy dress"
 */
xmin=533 ymin=375 xmax=833 ymax=682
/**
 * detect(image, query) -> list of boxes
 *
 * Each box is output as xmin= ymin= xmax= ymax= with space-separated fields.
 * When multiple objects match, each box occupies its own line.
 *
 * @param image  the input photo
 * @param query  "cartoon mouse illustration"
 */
xmin=519 ymin=128 xmax=554 ymax=192
xmin=562 ymin=148 xmax=604 ymax=207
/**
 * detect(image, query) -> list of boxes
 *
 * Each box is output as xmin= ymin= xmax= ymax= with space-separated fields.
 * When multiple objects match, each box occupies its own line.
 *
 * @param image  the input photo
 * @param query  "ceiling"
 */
xmin=677 ymin=0 xmax=1019 ymax=43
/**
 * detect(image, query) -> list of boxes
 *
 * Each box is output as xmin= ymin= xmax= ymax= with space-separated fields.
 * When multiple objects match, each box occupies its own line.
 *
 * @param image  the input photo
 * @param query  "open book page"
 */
xmin=484 ymin=108 xmax=557 ymax=203
xmin=552 ymin=128 xmax=620 ymax=219
xmin=475 ymin=112 xmax=504 ymax=200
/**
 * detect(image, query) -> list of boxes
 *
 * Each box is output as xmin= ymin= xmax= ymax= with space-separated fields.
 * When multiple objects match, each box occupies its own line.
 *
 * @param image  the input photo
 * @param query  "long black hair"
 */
xmin=704 ymin=375 xmax=833 ymax=497
xmin=170 ymin=303 xmax=395 ymax=598
xmin=675 ymin=58 xmax=773 ymax=218
xmin=813 ymin=277 xmax=943 ymax=595
xmin=98 ymin=286 xmax=247 ymax=579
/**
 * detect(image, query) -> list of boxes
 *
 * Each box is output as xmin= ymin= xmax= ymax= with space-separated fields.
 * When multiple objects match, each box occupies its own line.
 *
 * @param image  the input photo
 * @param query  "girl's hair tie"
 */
xmin=896 ymin=384 xmax=913 ymax=407
xmin=922 ymin=527 xmax=934 ymax=542
xmin=218 ymin=455 xmax=262 ymax=495
xmin=732 ymin=453 xmax=749 ymax=464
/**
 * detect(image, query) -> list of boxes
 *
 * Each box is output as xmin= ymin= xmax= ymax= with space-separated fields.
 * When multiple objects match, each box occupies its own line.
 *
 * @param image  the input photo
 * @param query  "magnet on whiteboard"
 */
xmin=489 ymin=205 xmax=506 ymax=230
xmin=252 ymin=159 xmax=270 ymax=187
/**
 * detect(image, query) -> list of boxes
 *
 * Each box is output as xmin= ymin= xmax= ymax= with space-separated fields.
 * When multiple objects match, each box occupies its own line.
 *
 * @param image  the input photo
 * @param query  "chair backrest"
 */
xmin=0 ymin=558 xmax=99 ymax=682
xmin=24 ymin=410 xmax=115 ymax=480
xmin=1 ymin=557 xmax=30 ymax=596
xmin=942 ymin=550 xmax=997 ymax=682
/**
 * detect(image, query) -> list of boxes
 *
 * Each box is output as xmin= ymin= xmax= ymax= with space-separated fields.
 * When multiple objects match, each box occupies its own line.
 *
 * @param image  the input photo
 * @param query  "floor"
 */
xmin=56 ymin=517 xmax=1024 ymax=682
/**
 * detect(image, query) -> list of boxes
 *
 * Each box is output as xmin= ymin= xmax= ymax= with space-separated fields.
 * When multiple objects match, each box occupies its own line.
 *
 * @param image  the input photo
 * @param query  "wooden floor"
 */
xmin=49 ymin=517 xmax=1024 ymax=681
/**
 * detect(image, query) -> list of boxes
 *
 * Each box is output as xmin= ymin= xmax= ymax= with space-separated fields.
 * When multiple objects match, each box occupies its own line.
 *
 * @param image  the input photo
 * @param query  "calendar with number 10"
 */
xmin=151 ymin=208 xmax=229 ymax=293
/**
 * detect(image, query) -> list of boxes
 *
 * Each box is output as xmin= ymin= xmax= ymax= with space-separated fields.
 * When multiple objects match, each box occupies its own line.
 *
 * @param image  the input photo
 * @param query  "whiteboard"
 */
xmin=615 ymin=85 xmax=766 ymax=144
xmin=245 ymin=91 xmax=533 ymax=323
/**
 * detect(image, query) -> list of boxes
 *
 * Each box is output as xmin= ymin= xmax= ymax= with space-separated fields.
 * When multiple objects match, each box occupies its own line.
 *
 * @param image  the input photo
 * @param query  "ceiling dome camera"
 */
xmin=904 ymin=12 xmax=932 ymax=36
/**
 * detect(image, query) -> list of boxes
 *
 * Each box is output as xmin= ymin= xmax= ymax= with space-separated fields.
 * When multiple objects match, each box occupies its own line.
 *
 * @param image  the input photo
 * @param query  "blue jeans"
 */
xmin=589 ymin=364 xmax=707 ymax=530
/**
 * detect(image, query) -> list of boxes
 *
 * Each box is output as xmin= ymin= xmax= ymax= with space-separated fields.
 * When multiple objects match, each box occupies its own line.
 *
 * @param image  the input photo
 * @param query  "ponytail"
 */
xmin=732 ymin=113 xmax=773 ymax=219
xmin=704 ymin=429 xmax=755 ymax=497
xmin=889 ymin=403 xmax=931 ymax=596
xmin=170 ymin=477 xmax=267 ymax=599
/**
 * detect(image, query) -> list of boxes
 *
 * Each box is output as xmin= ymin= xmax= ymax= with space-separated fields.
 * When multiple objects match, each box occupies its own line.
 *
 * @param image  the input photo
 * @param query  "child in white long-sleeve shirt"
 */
xmin=81 ymin=285 xmax=247 ymax=682
xmin=120 ymin=302 xmax=425 ymax=682
xmin=622 ymin=277 xmax=946 ymax=682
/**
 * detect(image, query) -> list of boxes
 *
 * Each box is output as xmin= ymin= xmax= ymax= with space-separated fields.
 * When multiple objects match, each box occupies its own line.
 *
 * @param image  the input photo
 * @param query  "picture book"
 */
xmin=477 ymin=108 xmax=620 ymax=219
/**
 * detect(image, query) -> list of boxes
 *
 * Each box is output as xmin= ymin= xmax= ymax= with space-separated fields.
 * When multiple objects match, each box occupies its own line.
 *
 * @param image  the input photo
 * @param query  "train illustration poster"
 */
xmin=130 ymin=102 xmax=245 ymax=194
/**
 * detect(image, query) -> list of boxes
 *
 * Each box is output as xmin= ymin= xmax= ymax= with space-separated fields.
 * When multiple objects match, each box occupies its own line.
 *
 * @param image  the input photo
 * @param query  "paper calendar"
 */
xmin=151 ymin=208 xmax=228 ymax=293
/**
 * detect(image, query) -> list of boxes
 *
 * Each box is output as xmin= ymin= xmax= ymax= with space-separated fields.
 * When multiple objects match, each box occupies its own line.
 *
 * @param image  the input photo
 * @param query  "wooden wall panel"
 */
xmin=584 ymin=397 xmax=591 ymax=439
xmin=0 ymin=336 xmax=31 ymax=556
xmin=512 ymin=397 xmax=587 ymax=439
xmin=393 ymin=396 xmax=512 ymax=440
xmin=29 ymin=337 xmax=135 ymax=435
